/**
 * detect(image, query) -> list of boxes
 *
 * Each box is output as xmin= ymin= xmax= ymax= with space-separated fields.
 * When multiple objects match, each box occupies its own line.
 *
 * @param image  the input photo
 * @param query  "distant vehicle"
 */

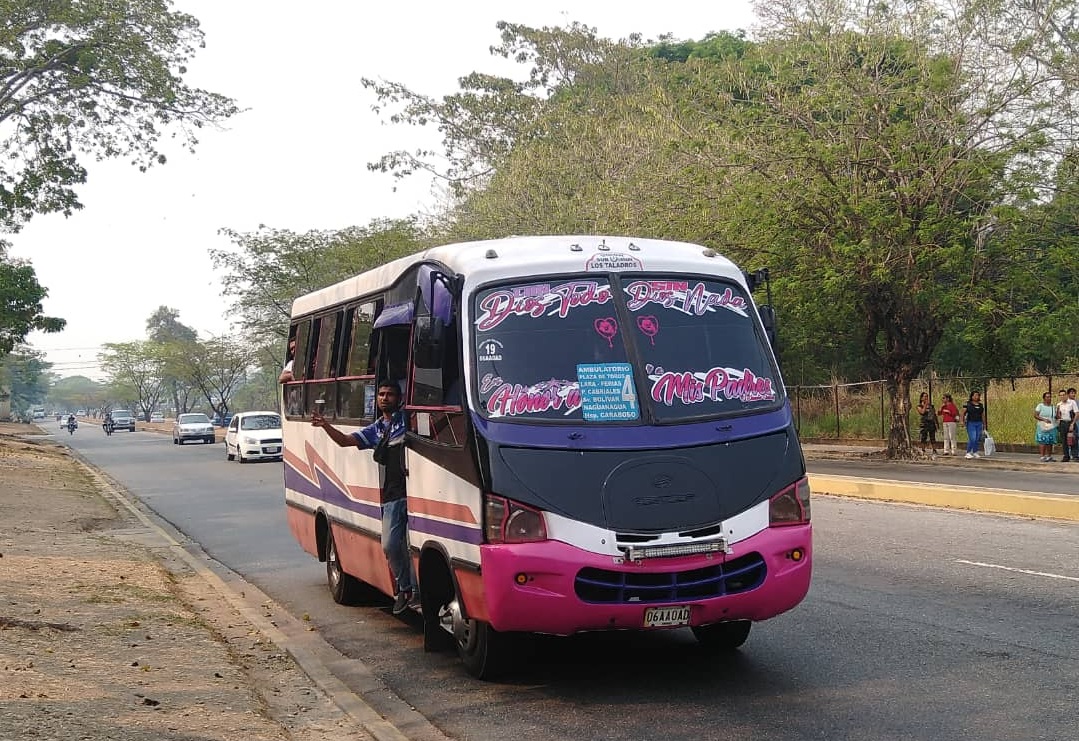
xmin=173 ymin=413 xmax=215 ymax=445
xmin=150 ymin=413 xmax=165 ymax=423
xmin=224 ymin=411 xmax=283 ymax=463
xmin=110 ymin=410 xmax=136 ymax=432
xmin=212 ymin=413 xmax=234 ymax=428
xmin=76 ymin=409 xmax=86 ymax=416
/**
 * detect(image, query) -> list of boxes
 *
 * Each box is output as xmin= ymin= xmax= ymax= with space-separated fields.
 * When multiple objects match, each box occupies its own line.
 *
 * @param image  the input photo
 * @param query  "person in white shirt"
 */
xmin=1058 ymin=388 xmax=1079 ymax=462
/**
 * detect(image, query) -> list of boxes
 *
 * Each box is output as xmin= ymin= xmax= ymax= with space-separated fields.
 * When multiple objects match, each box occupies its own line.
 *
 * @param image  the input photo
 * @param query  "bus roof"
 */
xmin=290 ymin=235 xmax=746 ymax=318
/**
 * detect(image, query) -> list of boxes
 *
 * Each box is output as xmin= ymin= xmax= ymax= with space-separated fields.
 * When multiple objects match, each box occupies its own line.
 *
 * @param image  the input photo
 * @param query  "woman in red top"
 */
xmin=938 ymin=393 xmax=960 ymax=455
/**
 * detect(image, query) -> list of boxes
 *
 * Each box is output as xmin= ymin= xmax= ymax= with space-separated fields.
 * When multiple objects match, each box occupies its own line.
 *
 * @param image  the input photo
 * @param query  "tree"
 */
xmin=0 ymin=248 xmax=65 ymax=356
xmin=145 ymin=305 xmax=197 ymax=414
xmin=0 ymin=345 xmax=51 ymax=414
xmin=99 ymin=340 xmax=166 ymax=421
xmin=209 ymin=219 xmax=427 ymax=365
xmin=48 ymin=373 xmax=106 ymax=414
xmin=181 ymin=335 xmax=256 ymax=419
xmin=0 ymin=0 xmax=239 ymax=231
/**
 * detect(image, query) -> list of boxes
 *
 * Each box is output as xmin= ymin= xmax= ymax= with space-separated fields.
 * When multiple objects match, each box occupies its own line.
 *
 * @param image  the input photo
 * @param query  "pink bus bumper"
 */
xmin=478 ymin=524 xmax=811 ymax=635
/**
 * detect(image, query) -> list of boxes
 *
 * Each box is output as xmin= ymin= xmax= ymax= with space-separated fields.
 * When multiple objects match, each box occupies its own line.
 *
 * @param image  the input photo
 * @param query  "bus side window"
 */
xmin=410 ymin=277 xmax=461 ymax=409
xmin=338 ymin=301 xmax=379 ymax=421
xmin=306 ymin=311 xmax=341 ymax=418
xmin=285 ymin=319 xmax=312 ymax=418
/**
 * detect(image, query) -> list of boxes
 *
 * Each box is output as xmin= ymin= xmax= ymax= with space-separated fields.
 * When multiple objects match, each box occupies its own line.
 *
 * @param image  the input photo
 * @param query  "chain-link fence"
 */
xmin=788 ymin=372 xmax=1079 ymax=445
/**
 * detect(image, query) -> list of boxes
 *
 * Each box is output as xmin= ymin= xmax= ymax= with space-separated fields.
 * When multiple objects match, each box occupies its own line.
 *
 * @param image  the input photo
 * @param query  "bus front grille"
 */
xmin=573 ymin=552 xmax=767 ymax=604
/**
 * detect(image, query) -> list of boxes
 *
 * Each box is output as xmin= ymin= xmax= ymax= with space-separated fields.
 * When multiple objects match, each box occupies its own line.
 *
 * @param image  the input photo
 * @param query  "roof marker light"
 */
xmin=628 ymin=242 xmax=640 ymax=251
xmin=702 ymin=249 xmax=717 ymax=257
xmin=485 ymin=249 xmax=499 ymax=259
xmin=570 ymin=243 xmax=583 ymax=252
xmin=597 ymin=240 xmax=610 ymax=251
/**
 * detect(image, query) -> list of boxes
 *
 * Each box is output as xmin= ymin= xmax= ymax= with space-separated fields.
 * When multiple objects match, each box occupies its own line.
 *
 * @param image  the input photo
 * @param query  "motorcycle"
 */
xmin=67 ymin=419 xmax=78 ymax=435
xmin=103 ymin=420 xmax=114 ymax=436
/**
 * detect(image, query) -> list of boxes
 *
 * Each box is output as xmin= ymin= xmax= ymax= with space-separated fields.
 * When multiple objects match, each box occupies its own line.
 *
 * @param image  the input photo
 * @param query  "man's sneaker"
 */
xmin=392 ymin=590 xmax=411 ymax=615
xmin=1047 ymin=457 xmax=1056 ymax=462
xmin=964 ymin=453 xmax=974 ymax=459
xmin=972 ymin=452 xmax=980 ymax=458
xmin=407 ymin=592 xmax=421 ymax=611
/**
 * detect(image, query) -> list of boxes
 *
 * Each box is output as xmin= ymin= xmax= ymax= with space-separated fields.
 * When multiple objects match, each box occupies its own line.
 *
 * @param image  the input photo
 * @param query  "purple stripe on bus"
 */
xmin=408 ymin=514 xmax=484 ymax=545
xmin=283 ymin=464 xmax=381 ymax=520
xmin=469 ymin=403 xmax=793 ymax=449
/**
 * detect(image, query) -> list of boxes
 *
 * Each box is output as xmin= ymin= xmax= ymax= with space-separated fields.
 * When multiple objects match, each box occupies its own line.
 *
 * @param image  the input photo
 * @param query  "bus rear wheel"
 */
xmin=691 ymin=620 xmax=751 ymax=651
xmin=325 ymin=528 xmax=366 ymax=606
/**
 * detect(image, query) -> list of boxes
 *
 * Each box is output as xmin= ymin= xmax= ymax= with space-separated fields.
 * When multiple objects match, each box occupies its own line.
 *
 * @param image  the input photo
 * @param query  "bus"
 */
xmin=282 ymin=235 xmax=812 ymax=678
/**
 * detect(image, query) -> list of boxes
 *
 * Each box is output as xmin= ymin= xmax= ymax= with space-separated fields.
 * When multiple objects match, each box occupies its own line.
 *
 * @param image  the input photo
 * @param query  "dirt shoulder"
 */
xmin=0 ymin=423 xmax=364 ymax=741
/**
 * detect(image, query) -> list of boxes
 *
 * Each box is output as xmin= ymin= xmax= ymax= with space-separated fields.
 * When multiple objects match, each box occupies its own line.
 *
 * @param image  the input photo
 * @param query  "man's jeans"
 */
xmin=381 ymin=498 xmax=415 ymax=594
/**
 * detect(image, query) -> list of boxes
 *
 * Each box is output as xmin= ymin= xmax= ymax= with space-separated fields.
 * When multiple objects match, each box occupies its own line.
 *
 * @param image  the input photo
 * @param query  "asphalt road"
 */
xmin=52 ymin=426 xmax=1079 ymax=741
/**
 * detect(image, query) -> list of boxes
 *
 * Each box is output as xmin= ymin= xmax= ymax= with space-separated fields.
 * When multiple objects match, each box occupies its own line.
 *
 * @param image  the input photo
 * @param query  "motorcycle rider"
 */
xmin=102 ymin=411 xmax=114 ymax=436
xmin=66 ymin=414 xmax=77 ymax=433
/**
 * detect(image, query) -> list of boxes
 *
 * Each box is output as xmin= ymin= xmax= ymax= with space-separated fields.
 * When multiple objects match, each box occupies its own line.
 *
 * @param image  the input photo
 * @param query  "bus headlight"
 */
xmin=769 ymin=477 xmax=811 ymax=526
xmin=484 ymin=494 xmax=548 ymax=544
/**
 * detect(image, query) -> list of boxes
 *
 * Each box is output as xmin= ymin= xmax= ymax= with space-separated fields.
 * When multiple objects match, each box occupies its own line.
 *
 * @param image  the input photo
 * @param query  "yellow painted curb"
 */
xmin=809 ymin=474 xmax=1079 ymax=522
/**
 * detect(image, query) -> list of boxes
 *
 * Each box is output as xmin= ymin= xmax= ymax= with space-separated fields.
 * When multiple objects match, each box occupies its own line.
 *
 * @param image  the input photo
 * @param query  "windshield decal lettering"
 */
xmin=594 ymin=317 xmax=619 ymax=347
xmin=647 ymin=364 xmax=776 ymax=406
xmin=624 ymin=280 xmax=748 ymax=318
xmin=476 ymin=282 xmax=613 ymax=331
xmin=480 ymin=374 xmax=582 ymax=417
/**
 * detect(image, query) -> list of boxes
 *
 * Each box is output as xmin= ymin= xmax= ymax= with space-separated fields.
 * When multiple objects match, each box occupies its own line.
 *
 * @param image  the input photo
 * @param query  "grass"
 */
xmin=791 ymin=373 xmax=1079 ymax=446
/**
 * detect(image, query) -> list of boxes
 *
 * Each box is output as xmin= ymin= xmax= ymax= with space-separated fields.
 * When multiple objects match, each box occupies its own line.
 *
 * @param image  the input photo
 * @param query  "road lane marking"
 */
xmin=956 ymin=559 xmax=1079 ymax=583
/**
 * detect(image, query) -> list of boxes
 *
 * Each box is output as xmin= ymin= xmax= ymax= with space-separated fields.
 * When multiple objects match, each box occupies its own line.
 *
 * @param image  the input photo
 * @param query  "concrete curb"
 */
xmin=809 ymin=473 xmax=1079 ymax=521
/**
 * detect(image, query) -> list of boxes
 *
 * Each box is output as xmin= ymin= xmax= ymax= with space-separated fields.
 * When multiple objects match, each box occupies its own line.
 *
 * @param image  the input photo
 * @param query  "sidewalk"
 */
xmin=802 ymin=440 xmax=1079 ymax=521
xmin=0 ymin=423 xmax=364 ymax=741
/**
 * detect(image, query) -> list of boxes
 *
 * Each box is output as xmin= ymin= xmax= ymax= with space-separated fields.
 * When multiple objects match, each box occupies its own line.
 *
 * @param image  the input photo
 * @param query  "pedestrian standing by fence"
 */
xmin=916 ymin=391 xmax=938 ymax=456
xmin=1036 ymin=391 xmax=1058 ymax=462
xmin=1057 ymin=388 xmax=1079 ymax=462
xmin=938 ymin=393 xmax=960 ymax=455
xmin=961 ymin=391 xmax=985 ymax=459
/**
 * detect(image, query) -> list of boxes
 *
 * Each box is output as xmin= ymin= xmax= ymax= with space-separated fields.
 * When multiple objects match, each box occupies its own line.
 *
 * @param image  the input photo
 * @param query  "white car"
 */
xmin=150 ymin=413 xmax=165 ymax=423
xmin=173 ymin=413 xmax=216 ymax=445
xmin=224 ymin=411 xmax=283 ymax=463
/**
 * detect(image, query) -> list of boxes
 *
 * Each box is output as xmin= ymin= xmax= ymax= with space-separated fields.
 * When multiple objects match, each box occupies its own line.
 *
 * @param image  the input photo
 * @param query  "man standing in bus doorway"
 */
xmin=310 ymin=380 xmax=419 ymax=614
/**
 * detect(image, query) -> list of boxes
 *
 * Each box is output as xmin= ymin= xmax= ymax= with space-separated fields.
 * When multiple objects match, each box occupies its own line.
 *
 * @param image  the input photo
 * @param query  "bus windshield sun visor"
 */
xmin=373 ymin=301 xmax=414 ymax=328
xmin=418 ymin=264 xmax=454 ymax=325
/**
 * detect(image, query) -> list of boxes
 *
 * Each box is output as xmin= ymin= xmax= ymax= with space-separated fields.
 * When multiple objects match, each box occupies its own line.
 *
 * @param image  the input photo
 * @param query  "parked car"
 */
xmin=110 ymin=409 xmax=136 ymax=432
xmin=212 ymin=413 xmax=234 ymax=428
xmin=173 ymin=413 xmax=216 ymax=445
xmin=150 ymin=413 xmax=165 ymax=423
xmin=224 ymin=411 xmax=283 ymax=463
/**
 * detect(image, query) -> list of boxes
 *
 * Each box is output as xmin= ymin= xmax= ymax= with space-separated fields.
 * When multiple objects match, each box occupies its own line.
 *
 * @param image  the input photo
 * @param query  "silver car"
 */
xmin=172 ymin=413 xmax=216 ymax=445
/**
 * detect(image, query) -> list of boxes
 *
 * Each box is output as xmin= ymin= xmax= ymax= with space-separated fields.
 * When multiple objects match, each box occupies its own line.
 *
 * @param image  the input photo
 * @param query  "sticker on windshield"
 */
xmin=478 ymin=339 xmax=504 ymax=362
xmin=585 ymin=253 xmax=643 ymax=272
xmin=578 ymin=363 xmax=639 ymax=421
xmin=480 ymin=374 xmax=582 ymax=417
xmin=636 ymin=315 xmax=659 ymax=344
xmin=624 ymin=280 xmax=748 ymax=318
xmin=476 ymin=281 xmax=613 ymax=331
xmin=647 ymin=364 xmax=776 ymax=406
xmin=594 ymin=317 xmax=619 ymax=347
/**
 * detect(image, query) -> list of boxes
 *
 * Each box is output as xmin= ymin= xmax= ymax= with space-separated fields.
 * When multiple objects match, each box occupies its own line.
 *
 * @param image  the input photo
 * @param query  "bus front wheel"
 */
xmin=691 ymin=620 xmax=751 ymax=651
xmin=444 ymin=596 xmax=509 ymax=679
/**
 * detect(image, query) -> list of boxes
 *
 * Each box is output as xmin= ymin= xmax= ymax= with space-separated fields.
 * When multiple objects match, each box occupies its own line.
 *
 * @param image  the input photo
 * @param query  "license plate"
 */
xmin=643 ymin=605 xmax=691 ymax=628
xmin=265 ymin=446 xmax=280 ymax=453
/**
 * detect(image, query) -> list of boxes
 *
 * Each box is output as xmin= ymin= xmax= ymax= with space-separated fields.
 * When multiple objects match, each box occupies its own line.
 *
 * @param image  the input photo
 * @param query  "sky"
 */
xmin=11 ymin=0 xmax=757 ymax=381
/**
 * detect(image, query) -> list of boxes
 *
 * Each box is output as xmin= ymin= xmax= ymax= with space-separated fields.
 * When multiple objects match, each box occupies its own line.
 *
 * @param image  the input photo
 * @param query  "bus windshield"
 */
xmin=472 ymin=275 xmax=781 ymax=423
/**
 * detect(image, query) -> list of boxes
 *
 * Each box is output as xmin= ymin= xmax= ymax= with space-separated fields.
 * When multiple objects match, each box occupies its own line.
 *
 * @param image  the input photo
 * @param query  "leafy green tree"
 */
xmin=209 ymin=219 xmax=427 ymax=365
xmin=0 ymin=0 xmax=239 ymax=231
xmin=0 ymin=248 xmax=65 ymax=356
xmin=181 ymin=334 xmax=256 ymax=419
xmin=48 ymin=373 xmax=105 ymax=414
xmin=99 ymin=340 xmax=166 ymax=420
xmin=145 ymin=305 xmax=198 ymax=414
xmin=0 ymin=345 xmax=50 ymax=413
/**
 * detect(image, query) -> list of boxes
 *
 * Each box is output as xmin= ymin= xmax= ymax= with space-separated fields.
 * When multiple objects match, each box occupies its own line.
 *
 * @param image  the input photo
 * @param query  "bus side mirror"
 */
xmin=413 ymin=316 xmax=445 ymax=369
xmin=759 ymin=304 xmax=778 ymax=350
